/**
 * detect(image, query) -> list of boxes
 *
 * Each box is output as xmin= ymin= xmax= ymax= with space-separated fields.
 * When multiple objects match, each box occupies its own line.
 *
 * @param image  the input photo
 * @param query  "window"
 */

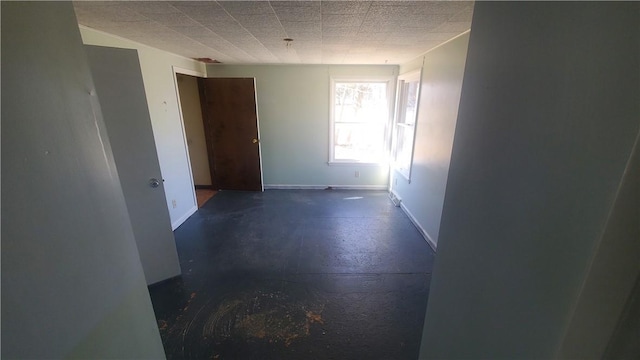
xmin=393 ymin=70 xmax=421 ymax=180
xmin=329 ymin=77 xmax=393 ymax=164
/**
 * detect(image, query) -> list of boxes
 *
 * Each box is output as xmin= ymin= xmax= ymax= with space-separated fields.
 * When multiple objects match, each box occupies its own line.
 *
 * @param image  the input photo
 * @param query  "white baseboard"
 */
xmin=264 ymin=184 xmax=388 ymax=190
xmin=399 ymin=201 xmax=438 ymax=252
xmin=264 ymin=184 xmax=326 ymax=190
xmin=171 ymin=205 xmax=197 ymax=230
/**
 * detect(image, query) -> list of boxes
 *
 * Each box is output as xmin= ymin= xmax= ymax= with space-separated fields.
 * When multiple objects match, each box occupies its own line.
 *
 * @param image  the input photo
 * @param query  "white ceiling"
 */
xmin=73 ymin=1 xmax=473 ymax=65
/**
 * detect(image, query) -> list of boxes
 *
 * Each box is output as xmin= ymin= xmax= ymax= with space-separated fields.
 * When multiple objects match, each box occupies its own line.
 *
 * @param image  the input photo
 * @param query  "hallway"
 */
xmin=149 ymin=190 xmax=435 ymax=359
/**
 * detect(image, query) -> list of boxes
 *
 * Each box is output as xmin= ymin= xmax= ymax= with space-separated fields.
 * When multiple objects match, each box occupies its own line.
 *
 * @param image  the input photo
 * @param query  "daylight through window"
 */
xmin=393 ymin=71 xmax=421 ymax=180
xmin=330 ymin=79 xmax=391 ymax=163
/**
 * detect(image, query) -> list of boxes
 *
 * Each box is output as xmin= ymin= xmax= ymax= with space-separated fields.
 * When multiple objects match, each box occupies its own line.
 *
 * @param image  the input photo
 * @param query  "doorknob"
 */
xmin=149 ymin=178 xmax=161 ymax=188
xmin=252 ymin=138 xmax=259 ymax=144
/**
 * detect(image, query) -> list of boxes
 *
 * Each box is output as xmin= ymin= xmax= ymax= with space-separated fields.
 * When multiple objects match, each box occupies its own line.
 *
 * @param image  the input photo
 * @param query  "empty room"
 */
xmin=2 ymin=1 xmax=638 ymax=360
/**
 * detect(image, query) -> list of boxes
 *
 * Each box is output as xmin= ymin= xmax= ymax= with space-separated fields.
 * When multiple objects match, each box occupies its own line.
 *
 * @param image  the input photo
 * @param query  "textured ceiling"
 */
xmin=73 ymin=1 xmax=473 ymax=65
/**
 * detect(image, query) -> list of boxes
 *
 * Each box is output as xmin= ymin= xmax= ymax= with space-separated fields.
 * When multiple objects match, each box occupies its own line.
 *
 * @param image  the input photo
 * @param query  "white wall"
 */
xmin=558 ymin=133 xmax=639 ymax=358
xmin=80 ymin=26 xmax=206 ymax=229
xmin=206 ymin=64 xmax=397 ymax=188
xmin=1 ymin=2 xmax=165 ymax=358
xmin=420 ymin=2 xmax=639 ymax=358
xmin=177 ymin=74 xmax=212 ymax=186
xmin=603 ymin=272 xmax=640 ymax=358
xmin=390 ymin=32 xmax=470 ymax=249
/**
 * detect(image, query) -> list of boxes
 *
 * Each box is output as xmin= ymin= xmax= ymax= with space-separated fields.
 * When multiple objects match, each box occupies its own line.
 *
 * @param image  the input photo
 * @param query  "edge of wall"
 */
xmin=171 ymin=205 xmax=197 ymax=230
xmin=391 ymin=190 xmax=438 ymax=252
xmin=557 ymin=131 xmax=640 ymax=358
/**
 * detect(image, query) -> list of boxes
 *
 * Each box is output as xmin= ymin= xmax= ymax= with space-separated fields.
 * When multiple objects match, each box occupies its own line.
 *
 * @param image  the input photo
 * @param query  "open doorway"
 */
xmin=175 ymin=69 xmax=265 ymax=205
xmin=175 ymin=72 xmax=217 ymax=208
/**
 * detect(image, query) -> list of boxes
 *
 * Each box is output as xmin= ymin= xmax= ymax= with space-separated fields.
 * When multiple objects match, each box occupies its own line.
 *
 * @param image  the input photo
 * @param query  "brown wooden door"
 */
xmin=198 ymin=78 xmax=263 ymax=191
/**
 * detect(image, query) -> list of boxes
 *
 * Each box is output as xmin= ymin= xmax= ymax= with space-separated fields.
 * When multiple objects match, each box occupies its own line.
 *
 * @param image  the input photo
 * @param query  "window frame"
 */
xmin=392 ymin=70 xmax=422 ymax=181
xmin=328 ymin=75 xmax=396 ymax=165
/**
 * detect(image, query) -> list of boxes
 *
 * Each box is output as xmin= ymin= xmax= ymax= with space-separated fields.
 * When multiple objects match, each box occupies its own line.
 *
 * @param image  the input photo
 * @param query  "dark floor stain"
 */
xmin=149 ymin=190 xmax=435 ymax=360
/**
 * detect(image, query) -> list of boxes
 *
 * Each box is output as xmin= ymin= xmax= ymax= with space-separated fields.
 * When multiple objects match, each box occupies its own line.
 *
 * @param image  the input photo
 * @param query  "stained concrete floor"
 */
xmin=149 ymin=190 xmax=435 ymax=360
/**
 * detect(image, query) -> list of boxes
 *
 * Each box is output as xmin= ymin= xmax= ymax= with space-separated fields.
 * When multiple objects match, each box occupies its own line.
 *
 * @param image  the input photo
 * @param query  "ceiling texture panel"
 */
xmin=73 ymin=0 xmax=473 ymax=65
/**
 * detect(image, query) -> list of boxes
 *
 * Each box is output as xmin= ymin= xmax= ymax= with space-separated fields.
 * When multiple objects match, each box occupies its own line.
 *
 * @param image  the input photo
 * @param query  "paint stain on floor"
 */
xmin=150 ymin=190 xmax=435 ymax=360
xmin=155 ymin=280 xmax=330 ymax=359
xmin=203 ymin=290 xmax=325 ymax=347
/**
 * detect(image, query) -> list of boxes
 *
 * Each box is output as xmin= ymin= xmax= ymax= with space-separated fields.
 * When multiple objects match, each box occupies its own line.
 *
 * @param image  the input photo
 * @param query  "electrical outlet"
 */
xmin=355 ymin=170 xmax=360 ymax=178
xmin=172 ymin=199 xmax=177 ymax=208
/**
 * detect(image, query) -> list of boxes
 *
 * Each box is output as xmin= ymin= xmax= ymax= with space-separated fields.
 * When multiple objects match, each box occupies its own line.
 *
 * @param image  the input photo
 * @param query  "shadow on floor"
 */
xmin=149 ymin=190 xmax=435 ymax=360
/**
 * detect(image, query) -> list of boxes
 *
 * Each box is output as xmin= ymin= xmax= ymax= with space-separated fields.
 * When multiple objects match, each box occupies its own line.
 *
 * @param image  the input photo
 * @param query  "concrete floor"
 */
xmin=149 ymin=190 xmax=435 ymax=360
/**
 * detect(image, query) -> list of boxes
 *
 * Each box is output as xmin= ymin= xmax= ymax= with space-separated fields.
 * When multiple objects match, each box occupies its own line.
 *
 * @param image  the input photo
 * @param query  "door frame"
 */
xmin=252 ymin=78 xmax=265 ymax=191
xmin=172 ymin=66 xmax=206 ymax=225
xmin=196 ymin=77 xmax=219 ymax=190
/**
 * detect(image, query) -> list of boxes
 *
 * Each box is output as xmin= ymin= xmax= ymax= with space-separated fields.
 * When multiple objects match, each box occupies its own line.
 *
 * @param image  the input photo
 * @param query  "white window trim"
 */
xmin=328 ymin=75 xmax=396 ymax=165
xmin=392 ymin=69 xmax=423 ymax=181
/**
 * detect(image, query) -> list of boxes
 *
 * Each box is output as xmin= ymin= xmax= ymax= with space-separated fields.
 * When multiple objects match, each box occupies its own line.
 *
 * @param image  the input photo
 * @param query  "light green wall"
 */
xmin=1 ymin=2 xmax=165 ymax=358
xmin=391 ymin=32 xmax=470 ymax=248
xmin=80 ymin=26 xmax=206 ymax=228
xmin=206 ymin=64 xmax=397 ymax=188
xmin=177 ymin=74 xmax=212 ymax=186
xmin=398 ymin=55 xmax=424 ymax=75
xmin=420 ymin=2 xmax=639 ymax=358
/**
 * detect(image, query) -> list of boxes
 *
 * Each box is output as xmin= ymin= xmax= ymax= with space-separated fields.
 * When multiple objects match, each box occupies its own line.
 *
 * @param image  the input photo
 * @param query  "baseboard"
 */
xmin=194 ymin=185 xmax=214 ymax=190
xmin=171 ymin=205 xmax=197 ymax=231
xmin=264 ymin=184 xmax=326 ymax=190
xmin=399 ymin=201 xmax=438 ymax=252
xmin=264 ymin=184 xmax=388 ymax=190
